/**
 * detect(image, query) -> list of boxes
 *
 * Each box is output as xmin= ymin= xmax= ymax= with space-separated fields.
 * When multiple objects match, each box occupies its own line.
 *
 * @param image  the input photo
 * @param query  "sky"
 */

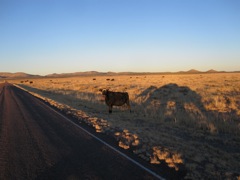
xmin=0 ymin=0 xmax=240 ymax=75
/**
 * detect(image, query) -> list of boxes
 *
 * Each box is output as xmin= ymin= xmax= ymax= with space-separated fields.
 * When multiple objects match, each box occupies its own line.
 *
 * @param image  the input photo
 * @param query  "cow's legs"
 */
xmin=128 ymin=105 xmax=131 ymax=113
xmin=126 ymin=100 xmax=131 ymax=113
xmin=109 ymin=106 xmax=112 ymax=113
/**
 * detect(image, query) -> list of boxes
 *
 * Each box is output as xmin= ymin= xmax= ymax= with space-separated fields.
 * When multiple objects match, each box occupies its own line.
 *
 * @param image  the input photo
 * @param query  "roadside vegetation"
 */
xmin=12 ymin=73 xmax=240 ymax=179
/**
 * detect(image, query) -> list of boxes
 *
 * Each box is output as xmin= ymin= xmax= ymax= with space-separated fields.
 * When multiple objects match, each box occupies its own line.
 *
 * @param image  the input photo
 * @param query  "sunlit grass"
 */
xmin=11 ymin=73 xmax=240 ymax=179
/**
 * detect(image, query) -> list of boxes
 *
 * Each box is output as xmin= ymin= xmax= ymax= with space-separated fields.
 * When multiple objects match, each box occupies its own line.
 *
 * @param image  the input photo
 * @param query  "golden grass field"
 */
xmin=10 ymin=73 xmax=240 ymax=179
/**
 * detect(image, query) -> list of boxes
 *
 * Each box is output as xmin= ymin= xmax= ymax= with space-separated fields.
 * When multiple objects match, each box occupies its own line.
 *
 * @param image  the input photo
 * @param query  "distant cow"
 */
xmin=100 ymin=89 xmax=131 ymax=113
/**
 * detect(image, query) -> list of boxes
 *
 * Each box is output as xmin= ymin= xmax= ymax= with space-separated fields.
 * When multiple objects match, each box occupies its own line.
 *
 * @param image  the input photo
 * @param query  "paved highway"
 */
xmin=0 ymin=83 xmax=164 ymax=180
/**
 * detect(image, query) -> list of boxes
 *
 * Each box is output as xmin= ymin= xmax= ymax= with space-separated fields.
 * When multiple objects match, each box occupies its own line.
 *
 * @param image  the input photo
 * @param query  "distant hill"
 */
xmin=206 ymin=69 xmax=226 ymax=73
xmin=0 ymin=72 xmax=40 ymax=79
xmin=45 ymin=71 xmax=158 ymax=78
xmin=1 ymin=69 xmax=238 ymax=79
xmin=177 ymin=69 xmax=201 ymax=74
xmin=187 ymin=69 xmax=202 ymax=73
xmin=206 ymin=69 xmax=217 ymax=73
xmin=46 ymin=71 xmax=106 ymax=78
xmin=177 ymin=69 xmax=228 ymax=74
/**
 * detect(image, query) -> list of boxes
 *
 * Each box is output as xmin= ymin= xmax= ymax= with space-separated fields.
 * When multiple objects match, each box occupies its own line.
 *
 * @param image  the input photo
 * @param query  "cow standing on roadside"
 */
xmin=100 ymin=89 xmax=131 ymax=113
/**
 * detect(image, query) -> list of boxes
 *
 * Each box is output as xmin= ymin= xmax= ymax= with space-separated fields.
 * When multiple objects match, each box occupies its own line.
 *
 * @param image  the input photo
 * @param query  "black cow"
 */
xmin=100 ymin=89 xmax=131 ymax=113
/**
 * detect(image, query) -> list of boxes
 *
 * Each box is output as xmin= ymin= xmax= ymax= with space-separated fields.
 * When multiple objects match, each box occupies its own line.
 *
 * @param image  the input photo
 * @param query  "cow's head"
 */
xmin=99 ymin=89 xmax=109 ymax=96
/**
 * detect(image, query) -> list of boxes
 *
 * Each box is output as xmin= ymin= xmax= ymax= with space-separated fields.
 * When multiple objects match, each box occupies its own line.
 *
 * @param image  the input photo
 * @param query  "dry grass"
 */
xmin=11 ymin=73 xmax=240 ymax=179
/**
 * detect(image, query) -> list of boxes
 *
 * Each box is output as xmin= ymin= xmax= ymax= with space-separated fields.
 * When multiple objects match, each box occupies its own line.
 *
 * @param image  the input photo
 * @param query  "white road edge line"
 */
xmin=14 ymin=84 xmax=165 ymax=180
xmin=49 ymin=106 xmax=165 ymax=180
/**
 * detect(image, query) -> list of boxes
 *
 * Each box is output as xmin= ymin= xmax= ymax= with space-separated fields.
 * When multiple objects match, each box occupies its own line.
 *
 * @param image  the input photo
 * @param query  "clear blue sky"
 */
xmin=0 ymin=0 xmax=240 ymax=75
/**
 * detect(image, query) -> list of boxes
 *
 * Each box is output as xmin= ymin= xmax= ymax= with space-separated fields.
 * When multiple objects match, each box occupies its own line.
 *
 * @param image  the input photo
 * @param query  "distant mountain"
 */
xmin=177 ymin=69 xmax=202 ymax=74
xmin=46 ymin=71 xmax=156 ymax=78
xmin=1 ymin=69 xmax=237 ymax=79
xmin=177 ymin=69 xmax=228 ymax=74
xmin=46 ymin=71 xmax=106 ymax=78
xmin=187 ymin=69 xmax=202 ymax=73
xmin=206 ymin=69 xmax=226 ymax=73
xmin=0 ymin=72 xmax=40 ymax=79
xmin=206 ymin=69 xmax=216 ymax=73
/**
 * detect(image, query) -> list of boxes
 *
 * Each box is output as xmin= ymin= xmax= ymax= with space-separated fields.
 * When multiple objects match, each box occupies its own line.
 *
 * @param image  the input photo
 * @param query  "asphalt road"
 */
xmin=0 ymin=83 xmax=164 ymax=180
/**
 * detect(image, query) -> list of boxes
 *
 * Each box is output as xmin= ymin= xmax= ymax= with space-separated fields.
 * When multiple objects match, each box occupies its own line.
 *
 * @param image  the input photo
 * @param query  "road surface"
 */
xmin=0 ymin=83 xmax=165 ymax=180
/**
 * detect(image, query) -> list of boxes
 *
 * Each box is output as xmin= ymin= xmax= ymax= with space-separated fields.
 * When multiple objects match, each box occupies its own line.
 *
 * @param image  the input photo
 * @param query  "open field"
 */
xmin=11 ymin=73 xmax=240 ymax=179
